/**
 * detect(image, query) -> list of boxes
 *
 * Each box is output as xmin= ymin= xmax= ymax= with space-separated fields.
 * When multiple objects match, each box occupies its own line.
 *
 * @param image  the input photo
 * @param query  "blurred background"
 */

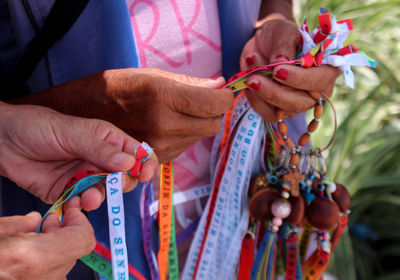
xmin=294 ymin=0 xmax=400 ymax=279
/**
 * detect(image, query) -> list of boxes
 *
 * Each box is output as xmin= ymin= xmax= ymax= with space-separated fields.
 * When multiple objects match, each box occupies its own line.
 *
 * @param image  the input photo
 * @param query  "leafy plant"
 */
xmin=295 ymin=1 xmax=400 ymax=279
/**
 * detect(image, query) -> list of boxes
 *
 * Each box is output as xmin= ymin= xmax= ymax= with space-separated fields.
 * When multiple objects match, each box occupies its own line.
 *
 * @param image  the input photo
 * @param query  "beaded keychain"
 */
xmin=242 ymin=11 xmax=362 ymax=280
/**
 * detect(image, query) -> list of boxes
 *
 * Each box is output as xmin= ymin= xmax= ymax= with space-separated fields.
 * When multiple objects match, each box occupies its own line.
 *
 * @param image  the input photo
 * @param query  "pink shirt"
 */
xmin=126 ymin=0 xmax=222 ymax=78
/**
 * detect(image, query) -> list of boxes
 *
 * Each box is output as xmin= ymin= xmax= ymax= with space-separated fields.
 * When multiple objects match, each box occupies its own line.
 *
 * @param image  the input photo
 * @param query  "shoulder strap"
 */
xmin=1 ymin=0 xmax=90 ymax=100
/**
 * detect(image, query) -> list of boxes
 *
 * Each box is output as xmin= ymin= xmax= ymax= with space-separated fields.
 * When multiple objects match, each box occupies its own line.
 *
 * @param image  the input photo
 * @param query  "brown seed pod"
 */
xmin=249 ymin=188 xmax=280 ymax=221
xmin=306 ymin=197 xmax=339 ymax=230
xmin=285 ymin=195 xmax=306 ymax=225
xmin=331 ymin=183 xmax=351 ymax=212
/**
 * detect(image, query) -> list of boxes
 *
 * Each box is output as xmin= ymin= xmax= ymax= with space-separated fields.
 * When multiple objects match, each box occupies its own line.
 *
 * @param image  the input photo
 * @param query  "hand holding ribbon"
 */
xmin=12 ymin=68 xmax=233 ymax=164
xmin=0 ymin=209 xmax=95 ymax=280
xmin=240 ymin=15 xmax=341 ymax=122
xmin=0 ymin=103 xmax=158 ymax=211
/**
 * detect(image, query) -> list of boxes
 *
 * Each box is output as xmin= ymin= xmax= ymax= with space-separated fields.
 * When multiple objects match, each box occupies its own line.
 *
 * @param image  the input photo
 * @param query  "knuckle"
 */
xmin=204 ymin=101 xmax=221 ymax=116
xmin=81 ymin=228 xmax=96 ymax=255
xmin=267 ymin=87 xmax=283 ymax=105
xmin=11 ymin=239 xmax=42 ymax=276
xmin=294 ymin=101 xmax=311 ymax=113
xmin=209 ymin=117 xmax=223 ymax=135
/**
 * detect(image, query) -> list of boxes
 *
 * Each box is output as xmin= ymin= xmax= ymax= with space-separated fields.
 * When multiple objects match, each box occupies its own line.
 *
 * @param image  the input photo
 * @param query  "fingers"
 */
xmin=121 ymin=173 xmax=138 ymax=192
xmin=139 ymin=68 xmax=226 ymax=88
xmin=256 ymin=19 xmax=299 ymax=64
xmin=272 ymin=64 xmax=342 ymax=93
xmin=41 ymin=208 xmax=95 ymax=262
xmin=244 ymin=90 xmax=277 ymax=122
xmin=80 ymin=182 xmax=105 ymax=211
xmin=66 ymin=119 xmax=138 ymax=173
xmin=76 ymin=133 xmax=135 ymax=172
xmin=64 ymin=196 xmax=82 ymax=211
xmin=138 ymin=153 xmax=158 ymax=182
xmin=41 ymin=213 xmax=62 ymax=233
xmin=240 ymin=19 xmax=299 ymax=70
xmin=164 ymin=79 xmax=234 ymax=118
xmin=145 ymin=68 xmax=234 ymax=118
xmin=240 ymin=39 xmax=267 ymax=70
xmin=0 ymin=211 xmax=42 ymax=235
xmin=246 ymin=74 xmax=315 ymax=114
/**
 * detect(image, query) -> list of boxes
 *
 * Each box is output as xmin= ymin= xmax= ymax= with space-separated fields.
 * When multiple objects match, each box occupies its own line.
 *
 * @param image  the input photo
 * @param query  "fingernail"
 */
xmin=25 ymin=211 xmax=40 ymax=218
xmin=112 ymin=152 xmax=133 ymax=167
xmin=275 ymin=69 xmax=288 ymax=80
xmin=247 ymin=79 xmax=261 ymax=91
xmin=274 ymin=54 xmax=290 ymax=62
xmin=246 ymin=55 xmax=256 ymax=67
xmin=199 ymin=77 xmax=225 ymax=88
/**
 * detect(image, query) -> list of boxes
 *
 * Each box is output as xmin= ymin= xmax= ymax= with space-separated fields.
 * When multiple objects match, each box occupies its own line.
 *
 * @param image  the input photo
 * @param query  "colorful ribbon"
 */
xmin=36 ymin=142 xmax=153 ymax=280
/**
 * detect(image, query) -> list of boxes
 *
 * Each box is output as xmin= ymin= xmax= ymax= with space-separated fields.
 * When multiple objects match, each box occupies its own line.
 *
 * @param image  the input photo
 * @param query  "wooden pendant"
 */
xmin=332 ymin=183 xmax=351 ymax=212
xmin=285 ymin=195 xmax=306 ymax=225
xmin=283 ymin=170 xmax=304 ymax=197
xmin=249 ymin=188 xmax=280 ymax=221
xmin=306 ymin=197 xmax=339 ymax=230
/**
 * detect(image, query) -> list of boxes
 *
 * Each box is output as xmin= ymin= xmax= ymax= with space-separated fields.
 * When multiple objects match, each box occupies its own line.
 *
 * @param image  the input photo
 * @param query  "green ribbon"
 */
xmin=167 ymin=164 xmax=179 ymax=280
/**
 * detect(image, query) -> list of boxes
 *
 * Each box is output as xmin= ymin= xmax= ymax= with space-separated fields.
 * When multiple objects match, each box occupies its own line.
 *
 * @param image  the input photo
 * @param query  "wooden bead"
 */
xmin=299 ymin=133 xmax=310 ymax=147
xmin=307 ymin=119 xmax=319 ymax=133
xmin=290 ymin=154 xmax=299 ymax=165
xmin=331 ymin=183 xmax=351 ymax=212
xmin=308 ymin=91 xmax=321 ymax=99
xmin=276 ymin=110 xmax=285 ymax=119
xmin=278 ymin=122 xmax=288 ymax=136
xmin=314 ymin=105 xmax=323 ymax=119
xmin=248 ymin=175 xmax=268 ymax=198
xmin=306 ymin=198 xmax=339 ymax=230
xmin=284 ymin=137 xmax=296 ymax=150
xmin=249 ymin=189 xmax=280 ymax=221
xmin=285 ymin=195 xmax=306 ymax=225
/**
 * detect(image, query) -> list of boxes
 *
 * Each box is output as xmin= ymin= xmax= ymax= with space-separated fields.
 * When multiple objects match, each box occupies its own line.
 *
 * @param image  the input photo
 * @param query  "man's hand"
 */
xmin=240 ymin=12 xmax=341 ymax=122
xmin=13 ymin=68 xmax=234 ymax=163
xmin=0 ymin=103 xmax=158 ymax=209
xmin=0 ymin=209 xmax=95 ymax=280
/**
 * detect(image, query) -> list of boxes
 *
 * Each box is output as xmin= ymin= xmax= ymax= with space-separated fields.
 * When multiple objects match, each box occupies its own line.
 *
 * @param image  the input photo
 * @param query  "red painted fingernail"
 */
xmin=275 ymin=69 xmax=288 ymax=80
xmin=247 ymin=79 xmax=261 ymax=91
xmin=274 ymin=54 xmax=290 ymax=62
xmin=246 ymin=55 xmax=256 ymax=66
xmin=211 ymin=76 xmax=220 ymax=80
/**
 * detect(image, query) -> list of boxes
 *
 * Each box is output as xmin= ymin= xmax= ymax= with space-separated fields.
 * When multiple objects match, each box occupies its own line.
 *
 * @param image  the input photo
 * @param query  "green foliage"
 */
xmin=295 ymin=1 xmax=400 ymax=279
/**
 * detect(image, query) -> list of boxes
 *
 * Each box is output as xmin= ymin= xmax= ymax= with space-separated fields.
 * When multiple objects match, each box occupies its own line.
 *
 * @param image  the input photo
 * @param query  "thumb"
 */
xmin=79 ymin=136 xmax=135 ymax=172
xmin=268 ymin=29 xmax=299 ymax=64
xmin=268 ymin=37 xmax=298 ymax=64
xmin=69 ymin=120 xmax=136 ymax=172
xmin=0 ymin=211 xmax=42 ymax=235
xmin=254 ymin=20 xmax=299 ymax=64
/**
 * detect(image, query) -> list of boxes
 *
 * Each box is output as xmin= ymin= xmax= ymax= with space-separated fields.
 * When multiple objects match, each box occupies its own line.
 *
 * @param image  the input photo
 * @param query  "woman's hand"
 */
xmin=0 ymin=103 xmax=158 ymax=209
xmin=240 ymin=17 xmax=341 ymax=122
xmin=13 ymin=68 xmax=234 ymax=163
